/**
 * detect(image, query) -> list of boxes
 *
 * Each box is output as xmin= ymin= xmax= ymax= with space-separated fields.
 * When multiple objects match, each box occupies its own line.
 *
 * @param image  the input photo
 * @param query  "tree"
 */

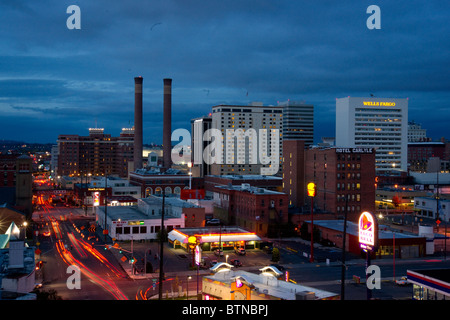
xmin=271 ymin=247 xmax=280 ymax=262
xmin=32 ymin=288 xmax=63 ymax=300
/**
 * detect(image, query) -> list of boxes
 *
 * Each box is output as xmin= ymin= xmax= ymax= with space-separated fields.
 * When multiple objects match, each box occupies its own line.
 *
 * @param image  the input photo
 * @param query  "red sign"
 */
xmin=180 ymin=189 xmax=205 ymax=200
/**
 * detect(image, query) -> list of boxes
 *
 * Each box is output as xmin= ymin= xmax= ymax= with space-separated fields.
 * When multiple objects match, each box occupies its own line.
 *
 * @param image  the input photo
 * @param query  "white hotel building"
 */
xmin=210 ymin=103 xmax=283 ymax=176
xmin=336 ymin=97 xmax=408 ymax=173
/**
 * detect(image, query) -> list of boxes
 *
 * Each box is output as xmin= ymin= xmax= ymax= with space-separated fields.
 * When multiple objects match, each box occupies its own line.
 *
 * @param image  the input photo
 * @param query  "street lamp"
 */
xmin=188 ymin=162 xmax=192 ymax=189
xmin=307 ymin=182 xmax=316 ymax=263
xmin=187 ymin=276 xmax=192 ymax=300
xmin=23 ymin=221 xmax=28 ymax=240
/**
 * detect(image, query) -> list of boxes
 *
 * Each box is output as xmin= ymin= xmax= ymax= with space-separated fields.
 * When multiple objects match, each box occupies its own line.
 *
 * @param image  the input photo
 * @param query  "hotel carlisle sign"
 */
xmin=358 ymin=211 xmax=378 ymax=251
xmin=336 ymin=148 xmax=373 ymax=154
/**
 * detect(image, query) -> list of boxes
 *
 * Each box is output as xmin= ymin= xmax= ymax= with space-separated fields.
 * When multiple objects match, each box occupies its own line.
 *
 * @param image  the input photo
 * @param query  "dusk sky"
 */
xmin=0 ymin=1 xmax=448 ymax=145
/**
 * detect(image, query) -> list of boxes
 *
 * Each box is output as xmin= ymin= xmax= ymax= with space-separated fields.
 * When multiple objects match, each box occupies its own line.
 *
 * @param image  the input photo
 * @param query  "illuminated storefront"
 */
xmin=202 ymin=267 xmax=339 ymax=300
xmin=168 ymin=227 xmax=261 ymax=252
xmin=407 ymin=269 xmax=450 ymax=300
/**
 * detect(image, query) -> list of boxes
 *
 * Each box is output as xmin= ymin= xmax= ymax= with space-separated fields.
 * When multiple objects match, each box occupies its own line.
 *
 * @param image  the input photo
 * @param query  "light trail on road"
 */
xmin=53 ymin=218 xmax=128 ymax=300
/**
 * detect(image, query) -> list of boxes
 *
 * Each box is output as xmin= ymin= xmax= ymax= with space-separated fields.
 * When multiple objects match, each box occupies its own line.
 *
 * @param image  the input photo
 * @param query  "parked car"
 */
xmin=229 ymin=259 xmax=242 ymax=267
xmin=206 ymin=219 xmax=221 ymax=226
xmin=214 ymin=249 xmax=224 ymax=257
xmin=235 ymin=247 xmax=246 ymax=255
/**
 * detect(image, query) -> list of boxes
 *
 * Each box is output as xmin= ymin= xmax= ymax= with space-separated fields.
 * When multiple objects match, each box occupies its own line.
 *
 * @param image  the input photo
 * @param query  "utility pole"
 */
xmin=158 ymin=188 xmax=165 ymax=300
xmin=340 ymin=194 xmax=349 ymax=300
xmin=104 ymin=174 xmax=108 ymax=243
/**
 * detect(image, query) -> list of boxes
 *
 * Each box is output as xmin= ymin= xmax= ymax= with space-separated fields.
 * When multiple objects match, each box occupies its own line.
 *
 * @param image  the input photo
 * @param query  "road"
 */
xmin=31 ymin=203 xmax=449 ymax=300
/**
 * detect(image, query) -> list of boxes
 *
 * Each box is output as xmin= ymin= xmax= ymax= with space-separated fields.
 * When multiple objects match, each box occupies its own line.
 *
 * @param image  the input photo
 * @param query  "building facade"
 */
xmin=408 ymin=121 xmax=429 ymax=142
xmin=336 ymin=97 xmax=408 ymax=173
xmin=408 ymin=142 xmax=448 ymax=172
xmin=94 ymin=196 xmax=206 ymax=241
xmin=57 ymin=128 xmax=134 ymax=178
xmin=212 ymin=184 xmax=289 ymax=237
xmin=305 ymin=147 xmax=376 ymax=222
xmin=282 ymin=140 xmax=306 ymax=208
xmin=191 ymin=116 xmax=212 ymax=178
xmin=129 ymin=167 xmax=192 ymax=198
xmin=280 ymin=100 xmax=314 ymax=146
xmin=0 ymin=154 xmax=33 ymax=218
xmin=210 ymin=103 xmax=283 ymax=176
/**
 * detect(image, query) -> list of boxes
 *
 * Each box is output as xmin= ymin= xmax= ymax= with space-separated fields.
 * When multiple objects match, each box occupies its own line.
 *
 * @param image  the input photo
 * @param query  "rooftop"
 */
xmin=132 ymin=167 xmax=186 ymax=176
xmin=207 ymin=174 xmax=282 ymax=181
xmin=311 ymin=219 xmax=426 ymax=240
xmin=204 ymin=269 xmax=338 ymax=300
xmin=214 ymin=184 xmax=286 ymax=195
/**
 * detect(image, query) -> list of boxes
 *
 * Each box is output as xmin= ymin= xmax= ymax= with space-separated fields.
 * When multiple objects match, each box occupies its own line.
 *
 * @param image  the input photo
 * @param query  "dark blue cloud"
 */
xmin=0 ymin=1 xmax=448 ymax=144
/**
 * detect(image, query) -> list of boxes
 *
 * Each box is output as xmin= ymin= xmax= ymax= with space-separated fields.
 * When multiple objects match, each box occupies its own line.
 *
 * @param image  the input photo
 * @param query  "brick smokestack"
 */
xmin=163 ymin=78 xmax=172 ymax=169
xmin=134 ymin=76 xmax=143 ymax=170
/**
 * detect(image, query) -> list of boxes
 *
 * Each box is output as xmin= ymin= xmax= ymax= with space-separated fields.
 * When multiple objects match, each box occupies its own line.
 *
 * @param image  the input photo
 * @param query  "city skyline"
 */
xmin=0 ymin=1 xmax=448 ymax=144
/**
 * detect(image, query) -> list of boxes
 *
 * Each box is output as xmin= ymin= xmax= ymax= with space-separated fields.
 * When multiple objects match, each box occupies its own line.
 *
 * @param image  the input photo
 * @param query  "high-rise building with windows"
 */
xmin=335 ymin=97 xmax=408 ymax=173
xmin=209 ymin=103 xmax=283 ymax=176
xmin=57 ymin=128 xmax=134 ymax=178
xmin=279 ymin=100 xmax=314 ymax=146
xmin=408 ymin=121 xmax=429 ymax=142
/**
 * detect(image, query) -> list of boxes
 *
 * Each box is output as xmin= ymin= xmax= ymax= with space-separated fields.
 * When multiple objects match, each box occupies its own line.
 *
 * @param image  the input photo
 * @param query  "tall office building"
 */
xmin=335 ymin=97 xmax=408 ymax=173
xmin=191 ymin=116 xmax=212 ymax=177
xmin=279 ymin=100 xmax=314 ymax=146
xmin=210 ymin=103 xmax=283 ymax=176
xmin=408 ymin=121 xmax=429 ymax=142
xmin=57 ymin=128 xmax=134 ymax=178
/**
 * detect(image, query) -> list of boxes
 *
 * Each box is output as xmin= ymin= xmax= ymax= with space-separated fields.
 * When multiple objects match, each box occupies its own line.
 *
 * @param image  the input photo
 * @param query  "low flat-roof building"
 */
xmin=407 ymin=268 xmax=450 ymax=300
xmin=168 ymin=226 xmax=261 ymax=252
xmin=0 ymin=222 xmax=36 ymax=299
xmin=202 ymin=267 xmax=339 ymax=300
xmin=310 ymin=219 xmax=427 ymax=259
xmin=95 ymin=196 xmax=204 ymax=241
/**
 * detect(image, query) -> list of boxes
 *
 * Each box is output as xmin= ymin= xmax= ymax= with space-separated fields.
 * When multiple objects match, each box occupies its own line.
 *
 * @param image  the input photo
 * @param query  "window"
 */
xmin=116 ymin=227 xmax=123 ymax=234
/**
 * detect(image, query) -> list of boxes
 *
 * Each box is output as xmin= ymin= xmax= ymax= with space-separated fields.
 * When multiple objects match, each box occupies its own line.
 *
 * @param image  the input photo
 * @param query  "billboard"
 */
xmin=358 ymin=211 xmax=378 ymax=251
xmin=93 ymin=192 xmax=100 ymax=206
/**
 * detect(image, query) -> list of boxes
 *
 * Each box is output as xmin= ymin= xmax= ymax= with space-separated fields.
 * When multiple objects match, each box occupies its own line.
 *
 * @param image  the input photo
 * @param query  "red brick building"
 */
xmin=212 ymin=184 xmax=288 ymax=237
xmin=305 ymin=147 xmax=376 ymax=223
xmin=0 ymin=154 xmax=33 ymax=218
xmin=282 ymin=140 xmax=306 ymax=208
xmin=57 ymin=128 xmax=134 ymax=178
xmin=408 ymin=141 xmax=449 ymax=172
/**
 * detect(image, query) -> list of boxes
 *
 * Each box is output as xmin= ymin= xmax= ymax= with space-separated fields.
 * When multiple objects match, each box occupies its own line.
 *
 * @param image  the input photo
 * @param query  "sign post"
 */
xmin=307 ymin=182 xmax=316 ymax=263
xmin=358 ymin=211 xmax=378 ymax=300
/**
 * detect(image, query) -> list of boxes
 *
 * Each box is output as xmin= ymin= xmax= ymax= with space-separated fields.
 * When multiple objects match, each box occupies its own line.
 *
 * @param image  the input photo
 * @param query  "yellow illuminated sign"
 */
xmin=363 ymin=101 xmax=396 ymax=107
xmin=307 ymin=182 xmax=316 ymax=197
